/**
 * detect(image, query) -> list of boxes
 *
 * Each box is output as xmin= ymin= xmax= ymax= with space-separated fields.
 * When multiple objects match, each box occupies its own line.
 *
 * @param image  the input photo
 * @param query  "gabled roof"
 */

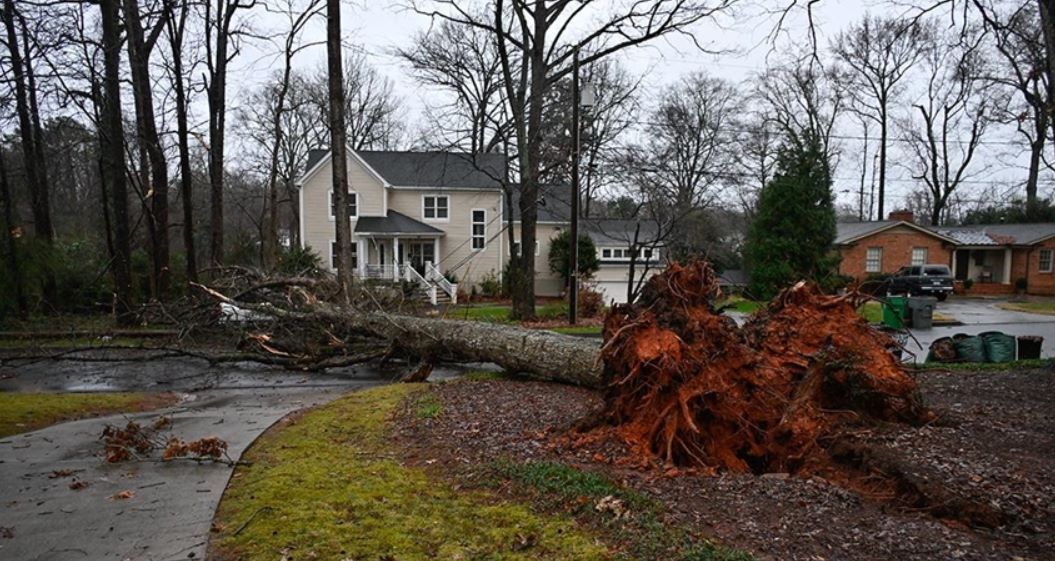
xmin=583 ymin=219 xmax=662 ymax=246
xmin=355 ymin=210 xmax=444 ymax=235
xmin=834 ymin=220 xmax=959 ymax=245
xmin=303 ymin=148 xmax=506 ymax=190
xmin=505 ymin=183 xmax=575 ymax=223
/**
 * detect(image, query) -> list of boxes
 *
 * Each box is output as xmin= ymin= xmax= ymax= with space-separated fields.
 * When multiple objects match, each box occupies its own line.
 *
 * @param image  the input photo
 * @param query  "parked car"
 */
xmin=886 ymin=264 xmax=954 ymax=301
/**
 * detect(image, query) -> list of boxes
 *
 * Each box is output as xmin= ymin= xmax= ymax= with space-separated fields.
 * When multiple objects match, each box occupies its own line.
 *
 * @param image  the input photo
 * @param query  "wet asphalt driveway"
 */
xmin=0 ymin=357 xmax=474 ymax=561
xmin=901 ymin=298 xmax=1055 ymax=362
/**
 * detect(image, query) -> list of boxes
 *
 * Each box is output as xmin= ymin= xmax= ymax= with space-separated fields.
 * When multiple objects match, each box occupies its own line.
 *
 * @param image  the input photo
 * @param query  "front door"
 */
xmin=954 ymin=249 xmax=969 ymax=280
xmin=407 ymin=241 xmax=435 ymax=275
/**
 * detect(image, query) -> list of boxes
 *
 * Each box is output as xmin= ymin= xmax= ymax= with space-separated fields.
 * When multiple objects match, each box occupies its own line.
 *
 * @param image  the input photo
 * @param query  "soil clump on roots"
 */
xmin=587 ymin=260 xmax=931 ymax=476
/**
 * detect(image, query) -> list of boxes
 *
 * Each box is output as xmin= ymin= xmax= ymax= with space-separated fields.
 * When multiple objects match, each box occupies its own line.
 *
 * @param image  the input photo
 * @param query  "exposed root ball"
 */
xmin=595 ymin=261 xmax=929 ymax=474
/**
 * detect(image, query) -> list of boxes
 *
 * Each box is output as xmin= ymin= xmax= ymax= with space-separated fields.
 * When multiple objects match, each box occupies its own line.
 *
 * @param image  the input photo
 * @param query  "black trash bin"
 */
xmin=1018 ymin=336 xmax=1043 ymax=360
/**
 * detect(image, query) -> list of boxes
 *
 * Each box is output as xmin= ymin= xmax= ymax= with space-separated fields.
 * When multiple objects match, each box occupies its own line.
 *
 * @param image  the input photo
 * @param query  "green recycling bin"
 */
xmin=882 ymin=296 xmax=908 ymax=329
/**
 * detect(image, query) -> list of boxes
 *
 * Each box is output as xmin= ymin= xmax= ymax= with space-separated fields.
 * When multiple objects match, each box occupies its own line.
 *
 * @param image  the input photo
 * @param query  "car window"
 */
xmin=910 ymin=266 xmax=921 ymax=275
xmin=924 ymin=266 xmax=950 ymax=276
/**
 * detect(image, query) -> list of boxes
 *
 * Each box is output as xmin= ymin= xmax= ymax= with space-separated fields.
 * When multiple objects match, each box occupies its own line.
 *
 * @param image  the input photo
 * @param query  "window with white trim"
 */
xmin=330 ymin=241 xmax=358 ymax=270
xmin=865 ymin=247 xmax=882 ymax=273
xmin=329 ymin=191 xmax=357 ymax=219
xmin=1040 ymin=248 xmax=1053 ymax=273
xmin=911 ymin=247 xmax=927 ymax=266
xmin=471 ymin=209 xmax=486 ymax=250
xmin=512 ymin=240 xmax=539 ymax=257
xmin=423 ymin=195 xmax=449 ymax=220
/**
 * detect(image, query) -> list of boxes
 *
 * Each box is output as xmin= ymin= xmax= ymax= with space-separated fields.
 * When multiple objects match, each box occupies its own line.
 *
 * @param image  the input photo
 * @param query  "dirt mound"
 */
xmin=593 ymin=260 xmax=930 ymax=474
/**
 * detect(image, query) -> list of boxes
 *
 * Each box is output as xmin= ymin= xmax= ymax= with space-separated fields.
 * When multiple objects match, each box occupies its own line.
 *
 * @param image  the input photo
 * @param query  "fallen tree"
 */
xmin=194 ymin=281 xmax=603 ymax=384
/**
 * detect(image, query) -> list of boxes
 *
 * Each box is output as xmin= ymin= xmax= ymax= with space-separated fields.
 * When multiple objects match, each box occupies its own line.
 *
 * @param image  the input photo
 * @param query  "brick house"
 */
xmin=835 ymin=212 xmax=1055 ymax=296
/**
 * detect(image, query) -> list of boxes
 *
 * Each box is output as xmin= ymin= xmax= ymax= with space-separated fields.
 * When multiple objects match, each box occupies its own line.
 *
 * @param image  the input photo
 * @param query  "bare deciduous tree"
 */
xmin=754 ymin=56 xmax=844 ymax=164
xmin=831 ymin=14 xmax=931 ymax=220
xmin=204 ymin=0 xmax=255 ymax=267
xmin=326 ymin=0 xmax=353 ymax=300
xmin=98 ymin=0 xmax=133 ymax=323
xmin=975 ymin=0 xmax=1050 ymax=217
xmin=413 ymin=0 xmax=734 ymax=319
xmin=399 ymin=16 xmax=507 ymax=154
xmin=1 ymin=0 xmax=54 ymax=302
xmin=303 ymin=52 xmax=404 ymax=151
xmin=623 ymin=72 xmax=739 ymax=259
xmin=900 ymin=30 xmax=990 ymax=225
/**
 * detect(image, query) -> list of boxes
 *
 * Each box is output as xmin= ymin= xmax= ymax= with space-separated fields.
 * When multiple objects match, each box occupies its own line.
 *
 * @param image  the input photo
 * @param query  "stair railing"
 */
xmin=426 ymin=262 xmax=457 ymax=304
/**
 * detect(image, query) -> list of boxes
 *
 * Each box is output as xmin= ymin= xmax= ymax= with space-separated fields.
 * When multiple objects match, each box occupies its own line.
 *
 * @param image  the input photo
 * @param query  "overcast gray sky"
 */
xmin=223 ymin=1 xmax=1045 ymax=217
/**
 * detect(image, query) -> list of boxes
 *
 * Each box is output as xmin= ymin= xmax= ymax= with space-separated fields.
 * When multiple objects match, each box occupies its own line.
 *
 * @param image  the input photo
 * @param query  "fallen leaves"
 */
xmin=109 ymin=490 xmax=134 ymax=500
xmin=49 ymin=469 xmax=74 ymax=479
xmin=100 ymin=418 xmax=230 ymax=464
xmin=68 ymin=480 xmax=88 ymax=490
xmin=594 ymin=495 xmax=629 ymax=520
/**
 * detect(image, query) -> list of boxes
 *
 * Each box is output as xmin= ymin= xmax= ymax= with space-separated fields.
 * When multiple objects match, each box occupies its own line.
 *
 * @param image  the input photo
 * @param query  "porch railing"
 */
xmin=355 ymin=262 xmax=456 ymax=306
xmin=403 ymin=263 xmax=437 ymax=305
xmin=360 ymin=264 xmax=400 ymax=282
xmin=426 ymin=262 xmax=458 ymax=304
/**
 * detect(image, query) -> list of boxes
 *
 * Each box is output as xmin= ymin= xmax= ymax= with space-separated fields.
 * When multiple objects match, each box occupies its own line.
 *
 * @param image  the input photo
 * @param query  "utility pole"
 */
xmin=569 ymin=49 xmax=581 ymax=325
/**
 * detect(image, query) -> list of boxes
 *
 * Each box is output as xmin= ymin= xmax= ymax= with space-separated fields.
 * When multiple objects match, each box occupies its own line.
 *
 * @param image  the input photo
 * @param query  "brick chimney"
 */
xmin=887 ymin=210 xmax=914 ymax=223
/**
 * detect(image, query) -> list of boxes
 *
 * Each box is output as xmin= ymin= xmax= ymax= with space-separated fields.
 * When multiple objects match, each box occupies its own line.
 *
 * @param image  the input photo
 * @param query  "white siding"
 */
xmin=300 ymin=152 xmax=387 ymax=265
xmin=387 ymin=188 xmax=504 ymax=287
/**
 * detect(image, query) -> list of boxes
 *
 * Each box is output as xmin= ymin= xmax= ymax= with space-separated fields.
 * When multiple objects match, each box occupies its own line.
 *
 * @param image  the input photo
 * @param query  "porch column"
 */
xmin=433 ymin=238 xmax=439 ymax=273
xmin=357 ymin=238 xmax=366 ymax=277
xmin=1003 ymin=247 xmax=1012 ymax=285
xmin=392 ymin=236 xmax=400 ymax=281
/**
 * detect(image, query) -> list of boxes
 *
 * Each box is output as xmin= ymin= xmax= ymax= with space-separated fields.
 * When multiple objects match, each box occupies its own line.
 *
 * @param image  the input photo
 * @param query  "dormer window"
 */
xmin=423 ymin=195 xmax=449 ymax=220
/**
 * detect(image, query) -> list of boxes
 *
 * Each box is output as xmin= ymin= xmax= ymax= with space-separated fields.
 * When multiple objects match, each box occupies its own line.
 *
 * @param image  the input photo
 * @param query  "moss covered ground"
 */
xmin=211 ymin=384 xmax=609 ymax=561
xmin=0 ymin=392 xmax=174 ymax=437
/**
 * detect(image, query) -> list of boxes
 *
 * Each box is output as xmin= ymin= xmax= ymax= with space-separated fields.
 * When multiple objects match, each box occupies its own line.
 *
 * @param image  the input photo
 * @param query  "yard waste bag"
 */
xmin=581 ymin=260 xmax=930 ymax=475
xmin=952 ymin=334 xmax=987 ymax=363
xmin=979 ymin=331 xmax=1016 ymax=363
xmin=926 ymin=337 xmax=956 ymax=363
xmin=1017 ymin=336 xmax=1043 ymax=360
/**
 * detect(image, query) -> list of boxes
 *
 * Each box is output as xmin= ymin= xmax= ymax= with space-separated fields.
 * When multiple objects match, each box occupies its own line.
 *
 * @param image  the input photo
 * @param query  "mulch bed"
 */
xmin=392 ymin=369 xmax=1055 ymax=561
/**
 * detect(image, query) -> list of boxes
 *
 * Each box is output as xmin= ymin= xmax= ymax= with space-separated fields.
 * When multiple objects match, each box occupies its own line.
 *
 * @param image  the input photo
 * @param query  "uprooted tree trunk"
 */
xmin=197 ymin=282 xmax=603 ymax=385
xmin=586 ymin=261 xmax=930 ymax=475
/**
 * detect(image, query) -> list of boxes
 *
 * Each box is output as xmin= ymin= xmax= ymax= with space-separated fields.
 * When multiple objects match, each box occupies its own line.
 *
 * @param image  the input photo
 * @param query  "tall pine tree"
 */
xmin=745 ymin=136 xmax=838 ymax=299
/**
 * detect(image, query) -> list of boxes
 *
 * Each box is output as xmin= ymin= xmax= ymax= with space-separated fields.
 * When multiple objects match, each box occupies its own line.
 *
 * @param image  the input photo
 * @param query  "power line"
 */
xmin=603 ymin=116 xmax=1031 ymax=148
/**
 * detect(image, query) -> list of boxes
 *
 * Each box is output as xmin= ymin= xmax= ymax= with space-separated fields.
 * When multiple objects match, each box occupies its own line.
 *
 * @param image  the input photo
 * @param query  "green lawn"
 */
xmin=857 ymin=301 xmax=884 ymax=323
xmin=715 ymin=296 xmax=764 ymax=314
xmin=998 ymin=301 xmax=1055 ymax=315
xmin=449 ymin=302 xmax=568 ymax=322
xmin=212 ymin=385 xmax=608 ymax=561
xmin=0 ymin=392 xmax=176 ymax=438
xmin=550 ymin=325 xmax=603 ymax=336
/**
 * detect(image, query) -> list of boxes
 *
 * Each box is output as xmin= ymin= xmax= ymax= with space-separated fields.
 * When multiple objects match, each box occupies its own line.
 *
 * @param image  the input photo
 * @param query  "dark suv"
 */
xmin=886 ymin=264 xmax=954 ymax=301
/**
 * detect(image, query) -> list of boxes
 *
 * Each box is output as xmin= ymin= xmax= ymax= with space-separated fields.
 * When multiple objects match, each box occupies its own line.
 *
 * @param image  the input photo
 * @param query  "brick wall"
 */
xmin=1024 ymin=238 xmax=1055 ymax=295
xmin=838 ymin=225 xmax=953 ymax=280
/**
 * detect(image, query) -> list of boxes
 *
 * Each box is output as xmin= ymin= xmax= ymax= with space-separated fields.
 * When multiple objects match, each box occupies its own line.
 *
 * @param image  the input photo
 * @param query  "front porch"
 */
xmin=355 ymin=235 xmax=458 ymax=304
xmin=953 ymin=247 xmax=1012 ymax=285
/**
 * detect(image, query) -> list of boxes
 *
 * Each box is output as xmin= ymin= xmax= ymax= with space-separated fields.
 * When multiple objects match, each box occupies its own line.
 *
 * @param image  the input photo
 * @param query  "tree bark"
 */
xmin=123 ymin=0 xmax=170 ymax=297
xmin=167 ymin=2 xmax=197 ymax=283
xmin=0 ymin=150 xmax=27 ymax=318
xmin=327 ymin=0 xmax=353 ymax=300
xmin=344 ymin=312 xmax=603 ymax=387
xmin=2 ymin=0 xmax=55 ymax=303
xmin=99 ymin=0 xmax=135 ymax=325
xmin=206 ymin=0 xmax=237 ymax=267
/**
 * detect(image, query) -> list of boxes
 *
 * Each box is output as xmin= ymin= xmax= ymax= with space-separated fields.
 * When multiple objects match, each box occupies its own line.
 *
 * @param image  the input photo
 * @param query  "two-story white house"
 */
xmin=297 ymin=147 xmax=664 ymax=304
